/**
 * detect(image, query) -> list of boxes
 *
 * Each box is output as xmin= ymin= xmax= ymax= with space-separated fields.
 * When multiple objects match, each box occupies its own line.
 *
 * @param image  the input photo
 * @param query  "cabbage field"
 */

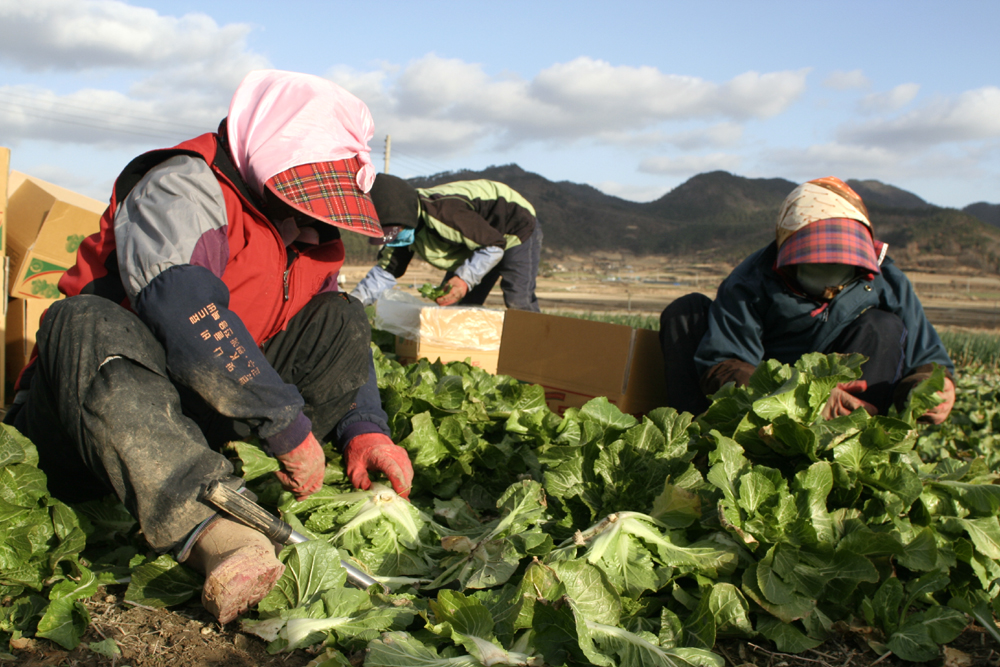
xmin=3 ymin=340 xmax=1000 ymax=665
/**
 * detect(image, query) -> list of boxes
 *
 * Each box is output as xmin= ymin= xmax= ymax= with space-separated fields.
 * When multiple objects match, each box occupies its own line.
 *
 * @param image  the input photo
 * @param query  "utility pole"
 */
xmin=384 ymin=135 xmax=391 ymax=174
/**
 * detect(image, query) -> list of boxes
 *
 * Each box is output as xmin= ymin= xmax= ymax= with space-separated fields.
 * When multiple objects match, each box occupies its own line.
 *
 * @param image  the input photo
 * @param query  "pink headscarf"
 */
xmin=226 ymin=70 xmax=376 ymax=196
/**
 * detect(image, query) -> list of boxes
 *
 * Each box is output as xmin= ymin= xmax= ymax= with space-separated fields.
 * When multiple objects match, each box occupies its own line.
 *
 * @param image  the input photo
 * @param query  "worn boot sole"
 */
xmin=201 ymin=545 xmax=285 ymax=624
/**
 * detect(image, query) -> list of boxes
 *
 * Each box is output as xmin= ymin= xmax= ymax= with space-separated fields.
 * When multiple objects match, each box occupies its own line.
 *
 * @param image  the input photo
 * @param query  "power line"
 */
xmin=386 ymin=150 xmax=452 ymax=177
xmin=0 ymin=99 xmax=199 ymax=142
xmin=1 ymin=89 xmax=211 ymax=134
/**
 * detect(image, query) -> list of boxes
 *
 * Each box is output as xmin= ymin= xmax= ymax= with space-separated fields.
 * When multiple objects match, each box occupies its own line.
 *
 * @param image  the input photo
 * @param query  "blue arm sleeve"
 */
xmin=351 ymin=266 xmax=398 ymax=306
xmin=454 ymin=246 xmax=504 ymax=289
xmin=335 ymin=348 xmax=392 ymax=448
xmin=135 ymin=265 xmax=310 ymax=453
xmin=116 ymin=156 xmax=310 ymax=454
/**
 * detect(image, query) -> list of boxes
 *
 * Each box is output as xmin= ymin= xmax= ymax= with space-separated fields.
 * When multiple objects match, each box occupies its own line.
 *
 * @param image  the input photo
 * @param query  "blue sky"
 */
xmin=0 ymin=0 xmax=997 ymax=210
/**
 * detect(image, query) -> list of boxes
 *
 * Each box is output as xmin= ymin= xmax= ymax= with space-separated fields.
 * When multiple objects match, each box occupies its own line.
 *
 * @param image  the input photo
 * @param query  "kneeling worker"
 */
xmin=351 ymin=175 xmax=542 ymax=311
xmin=5 ymin=70 xmax=414 ymax=624
xmin=659 ymin=176 xmax=955 ymax=422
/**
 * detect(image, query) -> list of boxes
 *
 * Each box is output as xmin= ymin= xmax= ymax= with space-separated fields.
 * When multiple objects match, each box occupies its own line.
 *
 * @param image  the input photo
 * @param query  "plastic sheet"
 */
xmin=373 ymin=289 xmax=505 ymax=351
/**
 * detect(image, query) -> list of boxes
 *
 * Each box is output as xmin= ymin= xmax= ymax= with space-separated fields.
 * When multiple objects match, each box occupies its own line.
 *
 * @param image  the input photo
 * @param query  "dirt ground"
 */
xmin=340 ymin=255 xmax=1000 ymax=331
xmin=8 ymin=585 xmax=1000 ymax=666
xmin=8 ymin=587 xmax=319 ymax=667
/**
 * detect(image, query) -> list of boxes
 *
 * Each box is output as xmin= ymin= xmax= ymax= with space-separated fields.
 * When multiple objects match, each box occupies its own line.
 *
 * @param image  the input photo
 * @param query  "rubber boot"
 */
xmin=185 ymin=517 xmax=285 ymax=624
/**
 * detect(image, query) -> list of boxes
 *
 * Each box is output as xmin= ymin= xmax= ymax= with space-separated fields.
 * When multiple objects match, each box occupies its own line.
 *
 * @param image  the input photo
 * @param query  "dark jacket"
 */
xmin=694 ymin=242 xmax=954 ymax=381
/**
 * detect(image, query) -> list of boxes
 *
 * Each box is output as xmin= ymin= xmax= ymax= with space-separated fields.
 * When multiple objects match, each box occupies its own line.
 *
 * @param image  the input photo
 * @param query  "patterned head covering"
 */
xmin=227 ymin=70 xmax=382 ymax=238
xmin=775 ymin=177 xmax=881 ymax=273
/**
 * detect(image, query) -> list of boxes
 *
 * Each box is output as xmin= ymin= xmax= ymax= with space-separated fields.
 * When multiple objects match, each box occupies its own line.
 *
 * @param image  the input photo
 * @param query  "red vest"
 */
xmin=59 ymin=133 xmax=346 ymax=344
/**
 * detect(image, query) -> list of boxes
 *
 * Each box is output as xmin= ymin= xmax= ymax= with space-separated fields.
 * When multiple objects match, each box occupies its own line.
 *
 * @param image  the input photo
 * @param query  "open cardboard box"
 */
xmin=497 ymin=310 xmax=668 ymax=416
xmin=376 ymin=291 xmax=505 ymax=373
xmin=6 ymin=172 xmax=105 ymax=300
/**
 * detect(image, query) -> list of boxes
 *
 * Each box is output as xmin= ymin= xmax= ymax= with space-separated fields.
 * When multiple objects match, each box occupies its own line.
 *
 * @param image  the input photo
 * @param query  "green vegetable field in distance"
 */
xmin=3 ymin=325 xmax=1000 ymax=665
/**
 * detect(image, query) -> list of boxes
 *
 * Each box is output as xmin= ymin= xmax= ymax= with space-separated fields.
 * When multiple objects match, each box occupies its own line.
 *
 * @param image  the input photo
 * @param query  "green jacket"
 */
xmin=378 ymin=180 xmax=537 ymax=276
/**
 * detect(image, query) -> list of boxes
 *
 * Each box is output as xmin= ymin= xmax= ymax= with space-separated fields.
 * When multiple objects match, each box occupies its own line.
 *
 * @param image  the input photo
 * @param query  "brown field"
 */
xmin=341 ymin=255 xmax=1000 ymax=330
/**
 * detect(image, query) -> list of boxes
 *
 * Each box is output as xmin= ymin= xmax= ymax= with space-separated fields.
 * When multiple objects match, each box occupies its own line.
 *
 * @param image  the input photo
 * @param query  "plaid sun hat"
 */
xmin=266 ymin=157 xmax=383 ymax=238
xmin=776 ymin=218 xmax=881 ymax=273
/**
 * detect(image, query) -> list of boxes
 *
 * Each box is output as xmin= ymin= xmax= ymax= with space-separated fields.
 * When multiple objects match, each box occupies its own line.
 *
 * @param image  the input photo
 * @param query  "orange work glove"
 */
xmin=919 ymin=376 xmax=956 ymax=425
xmin=274 ymin=433 xmax=326 ymax=500
xmin=821 ymin=380 xmax=878 ymax=421
xmin=343 ymin=433 xmax=414 ymax=499
xmin=436 ymin=276 xmax=469 ymax=307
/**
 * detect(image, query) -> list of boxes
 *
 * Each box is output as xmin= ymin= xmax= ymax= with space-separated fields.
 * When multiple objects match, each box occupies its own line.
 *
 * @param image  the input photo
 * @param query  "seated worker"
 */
xmin=350 ymin=174 xmax=542 ymax=311
xmin=4 ymin=70 xmax=413 ymax=623
xmin=659 ymin=176 xmax=956 ymax=422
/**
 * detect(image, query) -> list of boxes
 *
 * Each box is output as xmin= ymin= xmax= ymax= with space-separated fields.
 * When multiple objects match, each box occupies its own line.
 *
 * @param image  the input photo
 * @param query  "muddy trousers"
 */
xmin=451 ymin=223 xmax=543 ymax=312
xmin=10 ymin=292 xmax=370 ymax=553
xmin=659 ymin=293 xmax=907 ymax=416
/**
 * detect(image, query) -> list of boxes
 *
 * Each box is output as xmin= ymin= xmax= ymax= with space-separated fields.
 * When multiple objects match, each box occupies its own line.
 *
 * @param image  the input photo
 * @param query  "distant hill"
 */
xmin=341 ymin=165 xmax=1000 ymax=275
xmin=846 ymin=179 xmax=933 ymax=209
xmin=965 ymin=202 xmax=1000 ymax=227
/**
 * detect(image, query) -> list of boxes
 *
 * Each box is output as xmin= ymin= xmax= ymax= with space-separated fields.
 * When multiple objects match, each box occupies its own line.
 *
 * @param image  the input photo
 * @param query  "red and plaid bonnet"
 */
xmin=775 ymin=177 xmax=885 ymax=273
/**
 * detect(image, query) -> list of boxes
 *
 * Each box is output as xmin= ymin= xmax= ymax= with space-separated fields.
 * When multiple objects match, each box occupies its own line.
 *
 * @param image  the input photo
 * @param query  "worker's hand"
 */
xmin=436 ymin=276 xmax=468 ymax=307
xmin=822 ymin=380 xmax=878 ymax=420
xmin=919 ymin=376 xmax=956 ymax=425
xmin=343 ymin=433 xmax=414 ymax=499
xmin=274 ymin=433 xmax=326 ymax=500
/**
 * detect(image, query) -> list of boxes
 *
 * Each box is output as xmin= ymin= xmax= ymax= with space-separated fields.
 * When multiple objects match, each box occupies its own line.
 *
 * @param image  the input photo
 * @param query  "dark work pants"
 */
xmin=659 ymin=293 xmax=907 ymax=416
xmin=456 ymin=223 xmax=543 ymax=312
xmin=659 ymin=294 xmax=715 ymax=415
xmin=11 ymin=292 xmax=370 ymax=553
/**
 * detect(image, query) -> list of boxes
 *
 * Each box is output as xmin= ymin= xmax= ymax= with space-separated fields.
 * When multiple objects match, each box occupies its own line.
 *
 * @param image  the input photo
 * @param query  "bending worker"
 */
xmin=351 ymin=174 xmax=542 ymax=311
xmin=659 ymin=176 xmax=956 ymax=422
xmin=4 ymin=70 xmax=414 ymax=624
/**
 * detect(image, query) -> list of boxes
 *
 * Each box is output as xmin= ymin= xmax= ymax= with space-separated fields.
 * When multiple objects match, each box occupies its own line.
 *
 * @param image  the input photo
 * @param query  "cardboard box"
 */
xmin=0 ymin=148 xmax=10 ymax=405
xmin=5 ymin=298 xmax=56 ymax=395
xmin=497 ymin=310 xmax=668 ymax=417
xmin=6 ymin=172 xmax=105 ymax=300
xmin=392 ymin=306 xmax=504 ymax=374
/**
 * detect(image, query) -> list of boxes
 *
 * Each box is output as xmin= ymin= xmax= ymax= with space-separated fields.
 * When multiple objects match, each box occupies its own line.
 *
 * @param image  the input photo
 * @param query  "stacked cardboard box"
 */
xmin=5 ymin=172 xmax=105 ymax=300
xmin=3 ymin=171 xmax=106 ymax=397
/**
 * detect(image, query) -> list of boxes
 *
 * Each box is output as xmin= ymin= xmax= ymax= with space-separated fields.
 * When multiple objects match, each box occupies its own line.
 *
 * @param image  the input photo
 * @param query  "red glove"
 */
xmin=274 ymin=433 xmax=326 ymax=500
xmin=436 ymin=276 xmax=469 ymax=307
xmin=343 ymin=433 xmax=414 ymax=499
xmin=822 ymin=380 xmax=878 ymax=421
xmin=920 ymin=376 xmax=956 ymax=425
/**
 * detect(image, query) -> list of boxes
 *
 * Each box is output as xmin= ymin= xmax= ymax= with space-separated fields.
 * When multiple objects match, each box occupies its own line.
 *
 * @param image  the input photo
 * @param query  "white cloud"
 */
xmin=531 ymin=58 xmax=808 ymax=125
xmin=0 ymin=83 xmax=227 ymax=147
xmin=839 ymin=86 xmax=1000 ymax=148
xmin=0 ymin=1 xmax=270 ymax=148
xmin=593 ymin=181 xmax=672 ymax=203
xmin=858 ymin=83 xmax=920 ymax=114
xmin=353 ymin=55 xmax=806 ymax=155
xmin=638 ymin=153 xmax=742 ymax=176
xmin=0 ymin=0 xmax=260 ymax=72
xmin=763 ymin=143 xmax=903 ymax=176
xmin=760 ymin=141 xmax=988 ymax=190
xmin=824 ymin=69 xmax=871 ymax=91
xmin=665 ymin=123 xmax=744 ymax=150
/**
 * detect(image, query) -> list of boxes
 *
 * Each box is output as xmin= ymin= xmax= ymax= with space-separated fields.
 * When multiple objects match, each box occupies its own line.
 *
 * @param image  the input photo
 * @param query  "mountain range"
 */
xmin=343 ymin=165 xmax=1000 ymax=274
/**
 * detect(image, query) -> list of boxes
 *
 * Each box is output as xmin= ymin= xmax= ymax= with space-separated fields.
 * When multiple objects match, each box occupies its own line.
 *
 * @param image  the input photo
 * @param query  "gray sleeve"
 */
xmin=114 ymin=155 xmax=229 ymax=304
xmin=455 ymin=246 xmax=504 ymax=289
